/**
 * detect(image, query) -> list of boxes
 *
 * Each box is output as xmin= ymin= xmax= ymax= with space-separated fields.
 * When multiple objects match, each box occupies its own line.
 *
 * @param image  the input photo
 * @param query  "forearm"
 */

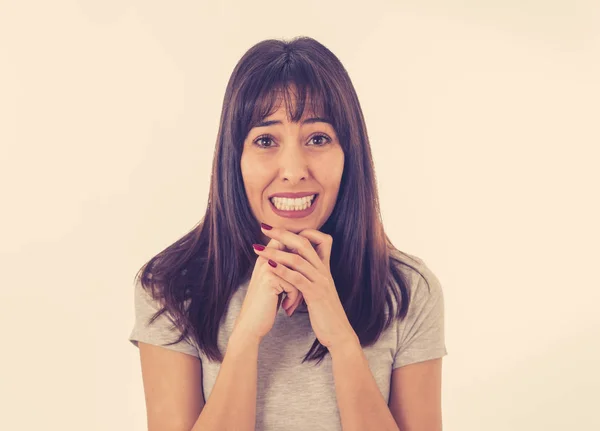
xmin=192 ymin=330 xmax=260 ymax=431
xmin=329 ymin=337 xmax=400 ymax=431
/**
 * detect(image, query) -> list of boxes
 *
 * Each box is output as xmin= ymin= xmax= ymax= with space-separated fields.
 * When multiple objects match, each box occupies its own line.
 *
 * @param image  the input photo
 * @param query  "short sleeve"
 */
xmin=128 ymin=279 xmax=200 ymax=358
xmin=393 ymin=263 xmax=448 ymax=369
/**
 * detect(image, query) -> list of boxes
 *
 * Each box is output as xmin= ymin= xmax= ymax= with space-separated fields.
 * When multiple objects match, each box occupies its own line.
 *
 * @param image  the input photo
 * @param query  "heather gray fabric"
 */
xmin=129 ymin=251 xmax=448 ymax=430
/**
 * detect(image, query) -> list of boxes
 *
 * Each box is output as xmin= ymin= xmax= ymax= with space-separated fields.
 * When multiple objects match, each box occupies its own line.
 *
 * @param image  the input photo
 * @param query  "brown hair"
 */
xmin=135 ymin=36 xmax=428 ymax=365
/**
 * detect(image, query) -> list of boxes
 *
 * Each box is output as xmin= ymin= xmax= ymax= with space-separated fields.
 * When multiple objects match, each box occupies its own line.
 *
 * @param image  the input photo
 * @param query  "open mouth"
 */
xmin=268 ymin=194 xmax=319 ymax=217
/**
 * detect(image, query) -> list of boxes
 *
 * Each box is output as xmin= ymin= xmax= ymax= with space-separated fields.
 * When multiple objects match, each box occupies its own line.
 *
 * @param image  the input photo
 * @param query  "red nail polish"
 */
xmin=268 ymin=259 xmax=277 ymax=268
xmin=261 ymin=222 xmax=272 ymax=230
xmin=252 ymin=243 xmax=265 ymax=251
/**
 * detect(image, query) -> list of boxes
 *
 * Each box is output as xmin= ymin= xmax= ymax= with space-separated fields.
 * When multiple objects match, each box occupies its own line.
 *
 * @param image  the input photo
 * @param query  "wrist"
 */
xmin=328 ymin=332 xmax=361 ymax=357
xmin=229 ymin=327 xmax=262 ymax=350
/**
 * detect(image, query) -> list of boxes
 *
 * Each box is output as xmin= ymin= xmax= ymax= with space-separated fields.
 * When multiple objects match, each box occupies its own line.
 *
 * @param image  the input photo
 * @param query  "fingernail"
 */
xmin=268 ymin=259 xmax=277 ymax=268
xmin=261 ymin=222 xmax=272 ymax=230
xmin=252 ymin=243 xmax=265 ymax=251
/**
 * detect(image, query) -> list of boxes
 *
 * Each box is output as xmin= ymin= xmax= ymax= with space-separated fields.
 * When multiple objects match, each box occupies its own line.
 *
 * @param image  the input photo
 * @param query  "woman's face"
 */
xmin=241 ymin=98 xmax=345 ymax=244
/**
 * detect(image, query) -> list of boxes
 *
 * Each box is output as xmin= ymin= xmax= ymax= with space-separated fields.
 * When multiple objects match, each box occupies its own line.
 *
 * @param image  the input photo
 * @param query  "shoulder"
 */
xmin=388 ymin=249 xmax=448 ymax=368
xmin=387 ymin=248 xmax=444 ymax=317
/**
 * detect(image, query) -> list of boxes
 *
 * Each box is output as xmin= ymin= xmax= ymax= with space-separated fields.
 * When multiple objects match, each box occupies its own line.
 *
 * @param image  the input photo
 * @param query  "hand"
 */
xmin=232 ymin=236 xmax=303 ymax=342
xmin=252 ymin=224 xmax=358 ymax=351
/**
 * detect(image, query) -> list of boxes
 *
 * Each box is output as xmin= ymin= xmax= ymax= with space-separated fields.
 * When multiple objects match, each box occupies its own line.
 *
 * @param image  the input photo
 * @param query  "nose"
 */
xmin=278 ymin=143 xmax=309 ymax=184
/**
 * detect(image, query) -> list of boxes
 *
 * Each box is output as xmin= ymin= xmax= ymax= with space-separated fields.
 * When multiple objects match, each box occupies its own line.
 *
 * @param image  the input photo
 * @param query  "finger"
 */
xmin=283 ymin=291 xmax=303 ymax=313
xmin=261 ymin=259 xmax=299 ymax=297
xmin=287 ymin=296 xmax=304 ymax=317
xmin=297 ymin=229 xmax=333 ymax=268
xmin=254 ymin=238 xmax=285 ymax=269
xmin=266 ymin=257 xmax=311 ymax=294
xmin=260 ymin=225 xmax=323 ymax=269
xmin=276 ymin=291 xmax=285 ymax=311
xmin=266 ymin=236 xmax=286 ymax=251
xmin=253 ymin=237 xmax=285 ymax=269
xmin=253 ymin=247 xmax=319 ymax=283
xmin=279 ymin=281 xmax=301 ymax=307
xmin=282 ymin=289 xmax=302 ymax=310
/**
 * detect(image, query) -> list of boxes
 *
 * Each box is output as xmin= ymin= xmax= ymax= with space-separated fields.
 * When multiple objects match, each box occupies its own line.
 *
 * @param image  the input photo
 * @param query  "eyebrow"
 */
xmin=253 ymin=116 xmax=332 ymax=128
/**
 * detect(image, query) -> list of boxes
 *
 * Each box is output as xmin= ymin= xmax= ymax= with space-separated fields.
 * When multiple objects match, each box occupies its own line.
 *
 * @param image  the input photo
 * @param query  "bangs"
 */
xmin=248 ymin=80 xmax=334 ymax=132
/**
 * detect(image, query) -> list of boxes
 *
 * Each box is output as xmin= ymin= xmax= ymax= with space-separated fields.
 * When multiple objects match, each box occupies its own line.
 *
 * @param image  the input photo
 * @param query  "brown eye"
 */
xmin=254 ymin=135 xmax=275 ymax=148
xmin=253 ymin=133 xmax=332 ymax=149
xmin=309 ymin=134 xmax=332 ymax=146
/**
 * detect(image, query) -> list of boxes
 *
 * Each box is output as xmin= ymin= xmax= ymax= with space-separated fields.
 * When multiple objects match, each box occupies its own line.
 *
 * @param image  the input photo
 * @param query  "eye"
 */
xmin=252 ymin=133 xmax=332 ymax=149
xmin=309 ymin=134 xmax=332 ymax=146
xmin=254 ymin=135 xmax=275 ymax=148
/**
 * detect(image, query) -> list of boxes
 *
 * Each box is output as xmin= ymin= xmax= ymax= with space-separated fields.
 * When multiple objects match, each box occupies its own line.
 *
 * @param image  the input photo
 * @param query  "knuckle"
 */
xmin=257 ymin=255 xmax=267 ymax=264
xmin=291 ymin=254 xmax=303 ymax=266
xmin=268 ymin=238 xmax=282 ymax=248
xmin=260 ymin=264 xmax=273 ymax=278
xmin=291 ymin=271 xmax=303 ymax=285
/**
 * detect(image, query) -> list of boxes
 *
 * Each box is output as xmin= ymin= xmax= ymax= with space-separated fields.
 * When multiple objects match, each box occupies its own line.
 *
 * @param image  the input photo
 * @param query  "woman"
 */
xmin=129 ymin=36 xmax=448 ymax=431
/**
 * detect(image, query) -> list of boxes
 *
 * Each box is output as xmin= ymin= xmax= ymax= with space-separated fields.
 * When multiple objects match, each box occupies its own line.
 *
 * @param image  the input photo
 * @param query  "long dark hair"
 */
xmin=135 ymin=36 xmax=429 ymax=365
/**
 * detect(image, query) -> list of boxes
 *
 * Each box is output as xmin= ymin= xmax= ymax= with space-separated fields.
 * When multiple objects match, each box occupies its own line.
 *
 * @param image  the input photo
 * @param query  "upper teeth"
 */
xmin=271 ymin=194 xmax=316 ymax=211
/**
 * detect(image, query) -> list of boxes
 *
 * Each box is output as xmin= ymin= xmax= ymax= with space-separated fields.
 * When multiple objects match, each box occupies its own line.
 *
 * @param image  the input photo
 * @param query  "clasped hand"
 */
xmin=253 ymin=224 xmax=358 ymax=351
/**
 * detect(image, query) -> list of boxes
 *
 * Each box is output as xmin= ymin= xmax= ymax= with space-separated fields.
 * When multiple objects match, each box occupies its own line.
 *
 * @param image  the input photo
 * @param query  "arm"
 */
xmin=329 ymin=336 xmax=400 ymax=431
xmin=388 ymin=259 xmax=447 ymax=429
xmin=192 ymin=329 xmax=261 ymax=431
xmin=389 ymin=358 xmax=443 ymax=431
xmin=138 ymin=342 xmax=205 ymax=431
xmin=138 ymin=329 xmax=260 ymax=431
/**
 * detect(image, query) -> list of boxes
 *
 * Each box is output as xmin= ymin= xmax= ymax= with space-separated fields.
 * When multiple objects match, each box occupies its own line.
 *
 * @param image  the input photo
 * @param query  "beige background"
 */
xmin=1 ymin=1 xmax=599 ymax=430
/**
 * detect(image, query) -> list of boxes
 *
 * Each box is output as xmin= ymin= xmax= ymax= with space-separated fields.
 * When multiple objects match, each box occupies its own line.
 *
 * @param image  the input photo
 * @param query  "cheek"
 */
xmin=315 ymin=151 xmax=344 ymax=186
xmin=241 ymin=155 xmax=270 ymax=195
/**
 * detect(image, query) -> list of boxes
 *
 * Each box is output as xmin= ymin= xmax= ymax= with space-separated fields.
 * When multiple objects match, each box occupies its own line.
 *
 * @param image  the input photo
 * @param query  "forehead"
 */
xmin=252 ymin=114 xmax=333 ymax=130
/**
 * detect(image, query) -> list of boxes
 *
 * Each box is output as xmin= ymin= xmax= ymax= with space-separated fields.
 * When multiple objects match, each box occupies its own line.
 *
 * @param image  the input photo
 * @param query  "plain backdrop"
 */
xmin=1 ymin=1 xmax=599 ymax=430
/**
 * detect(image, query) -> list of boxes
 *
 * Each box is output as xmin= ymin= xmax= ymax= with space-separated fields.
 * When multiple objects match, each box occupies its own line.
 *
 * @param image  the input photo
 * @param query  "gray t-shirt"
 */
xmin=128 ymin=251 xmax=448 ymax=430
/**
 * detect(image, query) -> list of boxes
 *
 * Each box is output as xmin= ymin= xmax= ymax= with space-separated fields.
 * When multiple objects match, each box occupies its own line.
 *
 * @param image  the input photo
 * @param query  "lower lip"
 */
xmin=269 ymin=195 xmax=319 ymax=218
